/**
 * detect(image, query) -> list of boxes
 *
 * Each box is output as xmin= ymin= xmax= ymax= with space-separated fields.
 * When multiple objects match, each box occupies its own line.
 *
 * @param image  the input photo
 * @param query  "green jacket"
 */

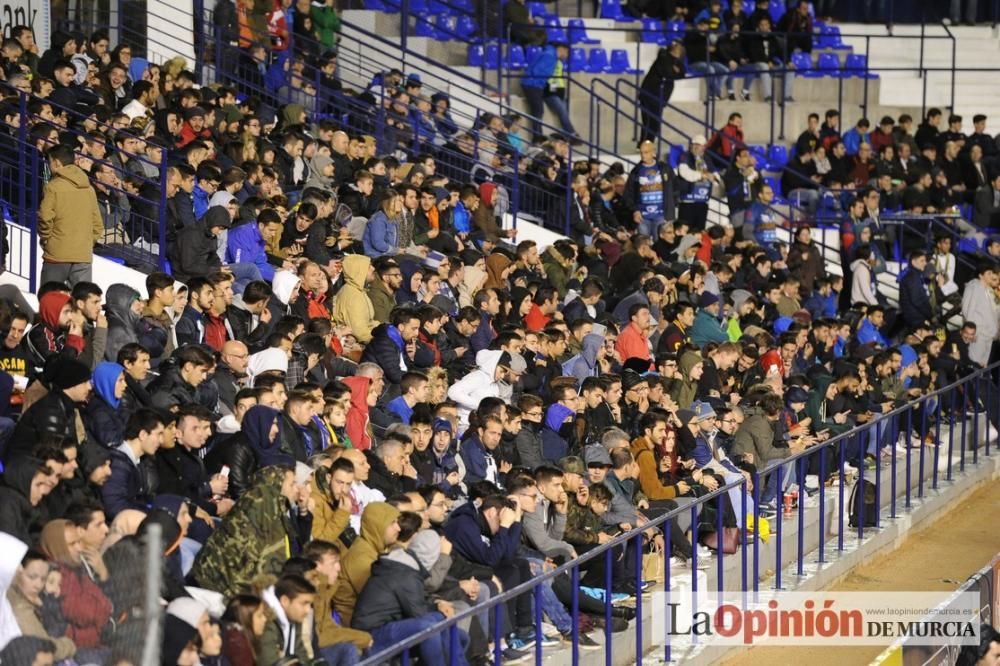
xmin=668 ymin=350 xmax=702 ymax=410
xmin=190 ymin=467 xmax=297 ymax=598
xmin=804 ymin=373 xmax=852 ymax=435
xmin=689 ymin=309 xmax=729 ymax=347
xmin=311 ymin=4 xmax=341 ymax=48
xmin=731 ymin=405 xmax=787 ymax=463
xmin=541 ymin=250 xmax=570 ymax=298
xmin=258 ymin=607 xmax=316 ymax=666
xmin=564 ymin=497 xmax=604 ymax=546
xmin=367 ymin=279 xmax=396 ymax=327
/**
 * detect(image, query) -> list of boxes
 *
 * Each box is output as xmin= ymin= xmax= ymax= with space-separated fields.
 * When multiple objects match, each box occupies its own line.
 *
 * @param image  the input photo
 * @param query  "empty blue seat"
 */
xmin=608 ymin=49 xmax=641 ymax=74
xmin=526 ymin=1 xmax=548 ymax=19
xmin=456 ymin=15 xmax=478 ymax=40
xmin=414 ymin=15 xmax=437 ymax=37
xmin=816 ymin=52 xmax=841 ymax=76
xmin=437 ymin=14 xmax=458 ymax=39
xmin=666 ymin=20 xmax=686 ymax=41
xmin=792 ymin=52 xmax=819 ymax=77
xmin=568 ymin=18 xmax=600 ymax=44
xmin=468 ymin=44 xmax=484 ymax=66
xmin=766 ymin=144 xmax=788 ymax=169
xmin=427 ymin=0 xmax=452 ymax=15
xmin=484 ymin=43 xmax=501 ymax=69
xmin=526 ymin=44 xmax=542 ymax=62
xmin=586 ymin=48 xmax=609 ymax=73
xmin=669 ymin=144 xmax=684 ymax=168
xmin=547 ymin=27 xmax=569 ymax=43
xmin=845 ymin=53 xmax=877 ymax=78
xmin=507 ymin=44 xmax=526 ymax=69
xmin=409 ymin=0 xmax=428 ymax=13
xmin=568 ymin=47 xmax=588 ymax=72
xmin=365 ymin=0 xmax=391 ymax=9
xmin=600 ymin=0 xmax=637 ymax=21
xmin=641 ymin=18 xmax=665 ymax=44
xmin=543 ymin=15 xmax=562 ymax=27
xmin=749 ymin=145 xmax=767 ymax=168
xmin=768 ymin=0 xmax=784 ymax=23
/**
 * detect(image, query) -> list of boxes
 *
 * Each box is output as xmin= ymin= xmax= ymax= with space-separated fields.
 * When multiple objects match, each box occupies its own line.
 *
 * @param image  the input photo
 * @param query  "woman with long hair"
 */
xmin=362 ymin=190 xmax=403 ymax=258
xmin=222 ymin=593 xmax=269 ymax=664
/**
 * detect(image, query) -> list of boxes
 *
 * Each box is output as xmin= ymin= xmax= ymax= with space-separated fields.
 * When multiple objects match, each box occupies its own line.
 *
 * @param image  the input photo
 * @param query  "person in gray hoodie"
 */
xmin=564 ymin=333 xmax=606 ymax=387
xmin=104 ymin=283 xmax=141 ymax=363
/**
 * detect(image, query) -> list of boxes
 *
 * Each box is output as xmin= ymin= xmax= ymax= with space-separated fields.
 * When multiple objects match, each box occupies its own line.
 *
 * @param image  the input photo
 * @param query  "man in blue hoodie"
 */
xmin=226 ymin=208 xmax=285 ymax=282
xmin=521 ymin=41 xmax=574 ymax=142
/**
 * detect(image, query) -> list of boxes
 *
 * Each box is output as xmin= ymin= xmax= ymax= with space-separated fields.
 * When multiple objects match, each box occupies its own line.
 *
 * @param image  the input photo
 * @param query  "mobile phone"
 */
xmin=220 ymin=465 xmax=230 ymax=478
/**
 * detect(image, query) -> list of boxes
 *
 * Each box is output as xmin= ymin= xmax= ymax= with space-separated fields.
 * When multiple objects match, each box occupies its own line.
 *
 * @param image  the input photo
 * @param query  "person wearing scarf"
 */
xmin=83 ymin=362 xmax=128 ymax=445
xmin=38 ymin=520 xmax=112 ymax=653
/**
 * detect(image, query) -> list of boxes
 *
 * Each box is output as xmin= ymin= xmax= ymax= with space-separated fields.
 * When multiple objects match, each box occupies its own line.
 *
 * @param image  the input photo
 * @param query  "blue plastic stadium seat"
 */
xmin=568 ymin=19 xmax=600 ymax=44
xmin=568 ymin=47 xmax=588 ymax=72
xmin=414 ymin=14 xmax=437 ymax=38
xmin=586 ymin=48 xmax=610 ymax=73
xmin=608 ymin=49 xmax=641 ymax=74
xmin=816 ymin=52 xmax=841 ymax=76
xmin=547 ymin=27 xmax=569 ymax=44
xmin=526 ymin=44 xmax=543 ymax=63
xmin=408 ymin=0 xmax=428 ymax=13
xmin=364 ymin=0 xmax=391 ymax=10
xmin=792 ymin=51 xmax=819 ymax=77
xmin=600 ymin=0 xmax=637 ymax=21
xmin=749 ymin=145 xmax=767 ymax=168
xmin=484 ymin=43 xmax=501 ymax=69
xmin=427 ymin=0 xmax=452 ymax=15
xmin=845 ymin=53 xmax=877 ymax=78
xmin=468 ymin=44 xmax=484 ymax=67
xmin=436 ymin=14 xmax=458 ymax=39
xmin=669 ymin=144 xmax=684 ymax=168
xmin=766 ymin=144 xmax=788 ymax=170
xmin=507 ymin=44 xmax=526 ymax=69
xmin=456 ymin=15 xmax=477 ymax=40
xmin=641 ymin=18 xmax=665 ymax=44
xmin=526 ymin=1 xmax=548 ymax=19
xmin=544 ymin=15 xmax=562 ymax=27
xmin=768 ymin=0 xmax=784 ymax=23
xmin=666 ymin=20 xmax=686 ymax=41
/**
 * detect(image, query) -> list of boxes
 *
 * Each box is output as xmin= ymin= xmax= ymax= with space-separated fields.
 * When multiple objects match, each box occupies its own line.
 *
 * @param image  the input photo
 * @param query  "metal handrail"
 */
xmin=356 ymin=358 xmax=1000 ymax=665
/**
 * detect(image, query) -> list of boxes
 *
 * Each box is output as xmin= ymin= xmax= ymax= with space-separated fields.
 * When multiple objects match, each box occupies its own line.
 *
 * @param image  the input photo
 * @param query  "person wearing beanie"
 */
xmin=690 ymin=291 xmax=729 ymax=347
xmin=6 ymin=358 xmax=91 ymax=462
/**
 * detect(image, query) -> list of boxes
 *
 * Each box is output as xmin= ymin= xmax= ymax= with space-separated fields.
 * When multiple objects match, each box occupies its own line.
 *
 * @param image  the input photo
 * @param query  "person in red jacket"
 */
xmin=39 ymin=519 xmax=112 ymax=652
xmin=524 ymin=286 xmax=559 ymax=332
xmin=615 ymin=303 xmax=653 ymax=366
xmin=707 ymin=112 xmax=745 ymax=165
xmin=342 ymin=375 xmax=374 ymax=450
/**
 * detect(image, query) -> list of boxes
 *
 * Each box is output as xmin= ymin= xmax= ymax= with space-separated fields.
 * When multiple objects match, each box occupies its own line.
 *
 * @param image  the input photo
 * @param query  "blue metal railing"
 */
xmin=357 ymin=360 xmax=1000 ymax=665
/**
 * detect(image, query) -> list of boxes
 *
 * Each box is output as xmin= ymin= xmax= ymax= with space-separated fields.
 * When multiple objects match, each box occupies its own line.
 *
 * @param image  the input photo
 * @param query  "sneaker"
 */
xmin=759 ymin=502 xmax=777 ymax=518
xmin=508 ymin=634 xmax=534 ymax=651
xmin=501 ymin=647 xmax=530 ymax=664
xmin=574 ymin=633 xmax=603 ymax=650
xmin=727 ymin=92 xmax=737 ymax=101
xmin=741 ymin=90 xmax=751 ymax=101
xmin=592 ymin=614 xmax=630 ymax=632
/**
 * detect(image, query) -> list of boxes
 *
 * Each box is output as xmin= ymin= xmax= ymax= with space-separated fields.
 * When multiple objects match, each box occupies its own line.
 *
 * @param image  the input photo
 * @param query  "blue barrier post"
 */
xmin=961 ymin=387 xmax=968 ymax=472
xmin=448 ymin=624 xmax=458 ymax=665
xmin=973 ymin=379 xmax=980 ymax=466
xmin=752 ymin=472 xmax=760 ymax=597
xmin=986 ymin=378 xmax=992 ymax=457
xmin=741 ymin=480 xmax=748 ymax=602
xmin=492 ymin=605 xmax=501 ymax=664
xmin=858 ymin=436 xmax=866 ymax=540
xmin=875 ymin=419 xmax=882 ymax=528
xmin=948 ymin=388 xmax=956 ymax=481
xmin=716 ymin=493 xmax=724 ymax=592
xmin=919 ymin=398 xmax=927 ymax=499
xmin=837 ymin=442 xmax=845 ymax=551
xmin=604 ymin=548 xmax=612 ymax=666
xmin=664 ymin=520 xmax=672 ymax=663
xmin=570 ymin=565 xmax=580 ymax=666
xmin=796 ymin=456 xmax=805 ymax=576
xmin=775 ymin=464 xmax=783 ymax=590
xmin=157 ymin=153 xmax=169 ymax=272
xmin=890 ymin=413 xmax=898 ymax=518
xmin=905 ymin=408 xmax=912 ymax=509
xmin=533 ymin=584 xmax=542 ymax=665
xmin=634 ymin=532 xmax=643 ymax=666
xmin=933 ymin=395 xmax=941 ymax=489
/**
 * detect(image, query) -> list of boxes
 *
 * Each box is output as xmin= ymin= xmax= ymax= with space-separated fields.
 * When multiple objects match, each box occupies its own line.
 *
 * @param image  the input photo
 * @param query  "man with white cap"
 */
xmin=677 ymin=134 xmax=721 ymax=231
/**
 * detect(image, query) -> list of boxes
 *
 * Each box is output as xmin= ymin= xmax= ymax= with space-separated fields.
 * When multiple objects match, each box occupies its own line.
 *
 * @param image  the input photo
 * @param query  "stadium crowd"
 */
xmin=2 ymin=2 xmax=1000 ymax=665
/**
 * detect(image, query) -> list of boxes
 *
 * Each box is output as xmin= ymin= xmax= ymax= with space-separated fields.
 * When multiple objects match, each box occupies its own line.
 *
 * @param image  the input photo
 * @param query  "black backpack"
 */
xmin=848 ymin=479 xmax=878 ymax=528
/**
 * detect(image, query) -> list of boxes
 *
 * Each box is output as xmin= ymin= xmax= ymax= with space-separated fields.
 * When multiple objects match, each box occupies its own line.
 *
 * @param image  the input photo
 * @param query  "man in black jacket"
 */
xmin=227 ymin=280 xmax=274 ymax=353
xmin=899 ymin=251 xmax=936 ymax=330
xmin=365 ymin=435 xmax=418 ymax=499
xmin=170 ymin=206 xmax=230 ymax=284
xmin=973 ymin=172 xmax=1000 ymax=229
xmin=278 ymin=388 xmax=324 ymax=462
xmin=102 ymin=408 xmax=164 ymax=519
xmin=6 ymin=358 xmax=90 ymax=463
xmin=638 ymin=41 xmax=685 ymax=143
xmin=155 ymin=404 xmax=232 ymax=517
xmin=361 ymin=308 xmax=421 ymax=388
xmin=745 ymin=17 xmax=794 ymax=103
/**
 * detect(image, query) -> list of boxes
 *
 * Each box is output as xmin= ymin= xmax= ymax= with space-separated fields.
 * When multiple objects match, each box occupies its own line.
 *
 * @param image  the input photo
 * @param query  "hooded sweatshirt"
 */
xmin=333 ymin=502 xmax=400 ymax=628
xmin=669 ymin=351 xmax=703 ymax=410
xmin=0 ymin=532 xmax=29 ymax=651
xmin=447 ymin=349 xmax=510 ymax=431
xmin=332 ymin=254 xmax=377 ymax=344
xmin=104 ymin=283 xmax=141 ymax=362
xmin=38 ymin=164 xmax=104 ymax=263
xmin=565 ymin=333 xmax=604 ymax=386
xmin=541 ymin=403 xmax=576 ymax=463
xmin=351 ymin=548 xmax=431 ymax=632
xmin=304 ymin=153 xmax=335 ymax=191
xmin=342 ymin=376 xmax=372 ymax=450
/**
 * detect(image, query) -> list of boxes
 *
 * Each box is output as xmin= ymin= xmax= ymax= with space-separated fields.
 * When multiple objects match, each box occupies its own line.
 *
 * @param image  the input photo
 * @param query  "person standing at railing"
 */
xmin=744 ymin=16 xmax=795 ymax=103
xmin=960 ymin=260 xmax=1000 ymax=368
xmin=776 ymin=0 xmax=812 ymax=56
xmin=36 ymin=145 xmax=104 ymax=288
xmin=638 ymin=40 xmax=686 ymax=144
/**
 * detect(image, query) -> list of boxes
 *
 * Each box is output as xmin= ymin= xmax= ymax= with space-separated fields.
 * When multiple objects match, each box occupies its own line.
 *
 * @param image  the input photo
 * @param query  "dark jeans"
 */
xmin=496 ymin=558 xmax=534 ymax=632
xmin=319 ymin=642 xmax=360 ymax=666
xmin=522 ymin=84 xmax=547 ymax=142
xmin=639 ymin=83 xmax=673 ymax=144
xmin=369 ymin=612 xmax=469 ymax=665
